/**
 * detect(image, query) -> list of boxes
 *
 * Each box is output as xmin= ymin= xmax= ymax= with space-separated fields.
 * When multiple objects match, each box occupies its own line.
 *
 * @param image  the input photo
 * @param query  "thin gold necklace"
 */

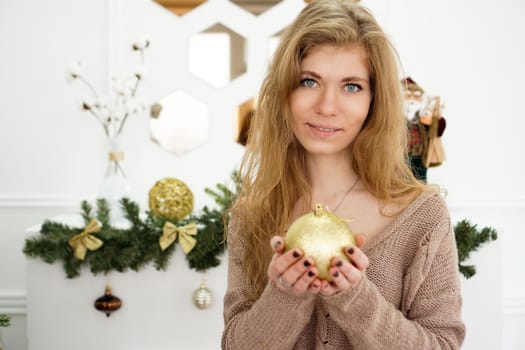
xmin=316 ymin=177 xmax=360 ymax=214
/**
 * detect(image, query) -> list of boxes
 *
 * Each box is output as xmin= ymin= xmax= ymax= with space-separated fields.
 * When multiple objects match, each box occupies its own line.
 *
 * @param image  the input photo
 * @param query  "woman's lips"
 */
xmin=306 ymin=122 xmax=342 ymax=135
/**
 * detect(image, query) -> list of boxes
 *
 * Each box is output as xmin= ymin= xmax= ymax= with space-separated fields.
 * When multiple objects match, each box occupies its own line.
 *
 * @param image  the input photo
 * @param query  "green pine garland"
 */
xmin=23 ymin=172 xmax=496 ymax=280
xmin=0 ymin=314 xmax=10 ymax=328
xmin=454 ymin=219 xmax=498 ymax=279
xmin=23 ymin=176 xmax=237 ymax=278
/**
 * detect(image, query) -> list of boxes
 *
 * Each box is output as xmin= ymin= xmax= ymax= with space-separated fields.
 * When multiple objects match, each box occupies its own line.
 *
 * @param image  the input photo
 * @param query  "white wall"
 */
xmin=1 ymin=0 xmax=524 ymax=349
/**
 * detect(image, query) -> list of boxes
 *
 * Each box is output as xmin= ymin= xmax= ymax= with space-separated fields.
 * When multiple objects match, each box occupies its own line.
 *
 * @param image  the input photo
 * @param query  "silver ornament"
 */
xmin=192 ymin=283 xmax=212 ymax=309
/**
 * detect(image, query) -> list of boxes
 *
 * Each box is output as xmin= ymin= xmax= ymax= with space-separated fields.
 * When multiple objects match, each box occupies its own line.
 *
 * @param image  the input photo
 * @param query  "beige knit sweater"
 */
xmin=222 ymin=192 xmax=465 ymax=349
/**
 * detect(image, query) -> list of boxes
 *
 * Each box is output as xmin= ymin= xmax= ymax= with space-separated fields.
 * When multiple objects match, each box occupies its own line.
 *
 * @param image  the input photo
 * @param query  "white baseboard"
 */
xmin=1 ymin=292 xmax=524 ymax=316
xmin=0 ymin=294 xmax=27 ymax=315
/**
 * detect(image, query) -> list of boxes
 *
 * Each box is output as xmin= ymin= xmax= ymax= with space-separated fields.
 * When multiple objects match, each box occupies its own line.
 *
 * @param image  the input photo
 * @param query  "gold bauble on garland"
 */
xmin=149 ymin=178 xmax=194 ymax=221
xmin=285 ymin=204 xmax=356 ymax=281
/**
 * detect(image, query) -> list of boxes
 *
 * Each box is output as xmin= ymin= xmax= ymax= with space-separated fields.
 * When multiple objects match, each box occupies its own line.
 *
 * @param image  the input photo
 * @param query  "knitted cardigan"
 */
xmin=222 ymin=192 xmax=465 ymax=349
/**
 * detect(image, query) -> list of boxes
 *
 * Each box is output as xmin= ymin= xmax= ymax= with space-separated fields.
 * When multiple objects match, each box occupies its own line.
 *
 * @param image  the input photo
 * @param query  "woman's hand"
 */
xmin=320 ymin=233 xmax=369 ymax=296
xmin=267 ymin=236 xmax=322 ymax=294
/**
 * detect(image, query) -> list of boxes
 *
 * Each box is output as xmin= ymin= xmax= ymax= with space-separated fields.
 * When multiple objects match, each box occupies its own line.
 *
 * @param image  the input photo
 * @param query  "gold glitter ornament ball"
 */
xmin=285 ymin=204 xmax=356 ymax=281
xmin=149 ymin=178 xmax=194 ymax=221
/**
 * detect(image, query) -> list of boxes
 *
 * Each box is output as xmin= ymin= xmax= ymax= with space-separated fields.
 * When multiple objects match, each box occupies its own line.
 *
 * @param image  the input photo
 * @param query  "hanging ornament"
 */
xmin=148 ymin=178 xmax=194 ymax=221
xmin=192 ymin=282 xmax=212 ymax=310
xmin=285 ymin=204 xmax=356 ymax=281
xmin=94 ymin=284 xmax=122 ymax=317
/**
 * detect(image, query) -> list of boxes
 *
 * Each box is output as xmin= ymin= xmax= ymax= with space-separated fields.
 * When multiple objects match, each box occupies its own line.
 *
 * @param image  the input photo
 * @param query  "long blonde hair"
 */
xmin=233 ymin=0 xmax=426 ymax=299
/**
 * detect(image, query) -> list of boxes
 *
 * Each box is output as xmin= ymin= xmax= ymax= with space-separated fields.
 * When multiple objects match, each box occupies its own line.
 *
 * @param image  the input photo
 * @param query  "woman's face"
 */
xmin=289 ymin=44 xmax=372 ymax=158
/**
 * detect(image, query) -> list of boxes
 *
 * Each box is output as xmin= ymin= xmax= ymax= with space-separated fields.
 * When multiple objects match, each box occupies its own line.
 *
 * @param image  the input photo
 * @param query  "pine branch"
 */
xmin=459 ymin=265 xmax=476 ymax=279
xmin=121 ymin=197 xmax=142 ymax=229
xmin=454 ymin=219 xmax=498 ymax=279
xmin=80 ymin=200 xmax=93 ymax=225
xmin=186 ymin=206 xmax=227 ymax=272
xmin=0 ymin=314 xmax=10 ymax=328
xmin=96 ymin=199 xmax=111 ymax=228
xmin=204 ymin=170 xmax=239 ymax=212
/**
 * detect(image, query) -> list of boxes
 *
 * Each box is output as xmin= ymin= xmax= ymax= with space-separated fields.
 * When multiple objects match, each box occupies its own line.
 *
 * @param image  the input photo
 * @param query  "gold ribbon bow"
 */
xmin=68 ymin=219 xmax=104 ymax=260
xmin=160 ymin=221 xmax=198 ymax=253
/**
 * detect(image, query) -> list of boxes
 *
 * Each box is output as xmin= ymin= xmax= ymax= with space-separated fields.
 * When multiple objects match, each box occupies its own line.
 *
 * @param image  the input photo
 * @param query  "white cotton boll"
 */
xmin=112 ymin=76 xmax=133 ymax=97
xmin=123 ymin=76 xmax=137 ymax=96
xmin=131 ymin=99 xmax=148 ymax=115
xmin=133 ymin=36 xmax=150 ymax=50
xmin=134 ymin=64 xmax=147 ymax=80
xmin=112 ymin=76 xmax=126 ymax=96
xmin=113 ymin=115 xmax=123 ymax=125
xmin=93 ymin=98 xmax=102 ymax=109
xmin=82 ymin=96 xmax=95 ymax=110
xmin=114 ymin=103 xmax=127 ymax=118
xmin=99 ymin=106 xmax=111 ymax=120
xmin=66 ymin=61 xmax=83 ymax=80
xmin=95 ymin=95 xmax=111 ymax=109
xmin=121 ymin=88 xmax=133 ymax=98
xmin=124 ymin=100 xmax=138 ymax=115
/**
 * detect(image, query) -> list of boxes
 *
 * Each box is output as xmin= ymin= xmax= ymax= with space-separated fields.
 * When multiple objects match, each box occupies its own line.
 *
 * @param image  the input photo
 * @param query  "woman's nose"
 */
xmin=315 ymin=87 xmax=337 ymax=117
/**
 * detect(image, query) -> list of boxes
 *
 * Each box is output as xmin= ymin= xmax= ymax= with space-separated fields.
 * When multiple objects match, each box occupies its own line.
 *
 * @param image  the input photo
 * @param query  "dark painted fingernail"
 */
xmin=273 ymin=240 xmax=282 ymax=248
xmin=335 ymin=260 xmax=343 ymax=267
xmin=293 ymin=251 xmax=300 ymax=258
xmin=303 ymin=259 xmax=311 ymax=267
xmin=308 ymin=270 xmax=315 ymax=277
xmin=347 ymin=247 xmax=354 ymax=255
xmin=332 ymin=271 xmax=339 ymax=278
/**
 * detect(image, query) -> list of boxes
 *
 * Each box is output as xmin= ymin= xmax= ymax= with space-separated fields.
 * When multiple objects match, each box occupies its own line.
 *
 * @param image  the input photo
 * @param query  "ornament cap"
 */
xmin=314 ymin=203 xmax=324 ymax=216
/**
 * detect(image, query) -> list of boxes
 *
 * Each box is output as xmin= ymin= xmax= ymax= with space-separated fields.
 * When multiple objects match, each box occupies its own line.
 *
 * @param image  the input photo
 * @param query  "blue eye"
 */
xmin=300 ymin=78 xmax=317 ymax=88
xmin=345 ymin=83 xmax=361 ymax=93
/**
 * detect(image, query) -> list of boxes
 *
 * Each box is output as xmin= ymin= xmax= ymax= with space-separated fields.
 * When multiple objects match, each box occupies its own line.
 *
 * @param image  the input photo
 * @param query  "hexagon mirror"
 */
xmin=268 ymin=28 xmax=284 ymax=62
xmin=189 ymin=23 xmax=247 ymax=88
xmin=153 ymin=0 xmax=208 ymax=16
xmin=235 ymin=97 xmax=256 ymax=146
xmin=230 ymin=0 xmax=282 ymax=16
xmin=150 ymin=90 xmax=209 ymax=156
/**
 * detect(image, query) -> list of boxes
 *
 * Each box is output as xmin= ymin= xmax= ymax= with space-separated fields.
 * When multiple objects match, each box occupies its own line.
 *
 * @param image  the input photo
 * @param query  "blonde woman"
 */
xmin=222 ymin=0 xmax=465 ymax=348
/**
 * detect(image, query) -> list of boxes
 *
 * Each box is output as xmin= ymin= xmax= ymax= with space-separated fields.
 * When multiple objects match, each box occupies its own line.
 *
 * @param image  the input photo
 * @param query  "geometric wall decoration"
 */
xmin=150 ymin=90 xmax=209 ymax=156
xmin=189 ymin=23 xmax=246 ymax=88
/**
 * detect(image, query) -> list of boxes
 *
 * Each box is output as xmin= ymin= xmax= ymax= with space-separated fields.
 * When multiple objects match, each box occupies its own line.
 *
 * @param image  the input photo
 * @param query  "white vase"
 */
xmin=98 ymin=135 xmax=131 ymax=227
